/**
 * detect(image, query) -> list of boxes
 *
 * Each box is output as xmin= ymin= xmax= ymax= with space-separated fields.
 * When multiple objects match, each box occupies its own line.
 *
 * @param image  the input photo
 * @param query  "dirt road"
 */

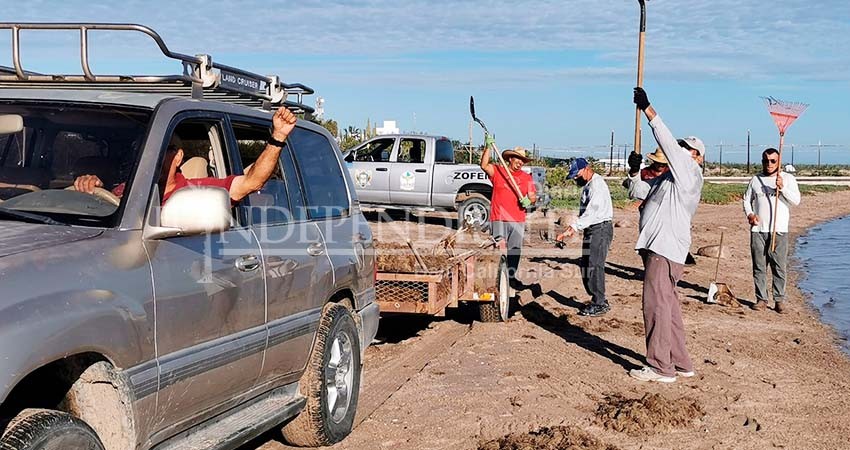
xmin=248 ymin=189 xmax=850 ymax=450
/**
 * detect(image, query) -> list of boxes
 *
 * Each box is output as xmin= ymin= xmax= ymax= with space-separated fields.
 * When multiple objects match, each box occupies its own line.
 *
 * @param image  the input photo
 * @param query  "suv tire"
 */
xmin=478 ymin=255 xmax=509 ymax=322
xmin=282 ymin=303 xmax=362 ymax=446
xmin=0 ymin=409 xmax=105 ymax=450
xmin=458 ymin=194 xmax=490 ymax=231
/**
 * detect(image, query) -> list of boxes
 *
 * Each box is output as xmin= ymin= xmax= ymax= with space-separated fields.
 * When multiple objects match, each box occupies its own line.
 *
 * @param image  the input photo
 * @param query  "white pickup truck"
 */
xmin=343 ymin=134 xmax=550 ymax=227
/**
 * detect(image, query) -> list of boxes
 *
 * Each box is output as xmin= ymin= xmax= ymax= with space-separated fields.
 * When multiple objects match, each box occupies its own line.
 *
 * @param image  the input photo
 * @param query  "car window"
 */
xmin=0 ymin=103 xmax=150 ymax=227
xmin=435 ymin=138 xmax=455 ymax=163
xmin=396 ymin=138 xmax=426 ymax=164
xmin=354 ymin=138 xmax=393 ymax=162
xmin=288 ymin=127 xmax=349 ymax=220
xmin=231 ymin=121 xmax=293 ymax=225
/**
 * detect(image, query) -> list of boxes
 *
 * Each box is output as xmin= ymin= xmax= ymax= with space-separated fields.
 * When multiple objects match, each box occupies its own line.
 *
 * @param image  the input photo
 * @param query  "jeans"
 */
xmin=750 ymin=232 xmax=788 ymax=303
xmin=581 ymin=221 xmax=613 ymax=307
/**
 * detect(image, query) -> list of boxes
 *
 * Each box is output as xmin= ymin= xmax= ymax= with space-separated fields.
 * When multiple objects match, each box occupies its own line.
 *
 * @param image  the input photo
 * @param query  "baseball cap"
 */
xmin=677 ymin=136 xmax=705 ymax=156
xmin=567 ymin=157 xmax=589 ymax=179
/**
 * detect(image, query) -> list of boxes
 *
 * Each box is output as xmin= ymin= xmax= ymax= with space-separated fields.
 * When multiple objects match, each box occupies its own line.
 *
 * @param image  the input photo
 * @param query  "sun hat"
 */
xmin=501 ymin=146 xmax=531 ymax=163
xmin=567 ymin=157 xmax=589 ymax=179
xmin=677 ymin=136 xmax=705 ymax=156
xmin=647 ymin=147 xmax=668 ymax=164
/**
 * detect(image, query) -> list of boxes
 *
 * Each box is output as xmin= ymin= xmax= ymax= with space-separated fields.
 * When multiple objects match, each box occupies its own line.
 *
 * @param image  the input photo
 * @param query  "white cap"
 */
xmin=677 ymin=136 xmax=705 ymax=156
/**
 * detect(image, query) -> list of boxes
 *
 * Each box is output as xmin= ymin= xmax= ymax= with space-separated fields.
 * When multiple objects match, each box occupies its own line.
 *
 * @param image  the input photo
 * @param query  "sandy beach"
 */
xmin=253 ymin=188 xmax=850 ymax=450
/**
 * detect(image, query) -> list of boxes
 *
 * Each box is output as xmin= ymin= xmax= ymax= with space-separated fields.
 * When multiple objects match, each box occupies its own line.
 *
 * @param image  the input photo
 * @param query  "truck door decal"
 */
xmin=399 ymin=171 xmax=416 ymax=191
xmin=354 ymin=169 xmax=372 ymax=188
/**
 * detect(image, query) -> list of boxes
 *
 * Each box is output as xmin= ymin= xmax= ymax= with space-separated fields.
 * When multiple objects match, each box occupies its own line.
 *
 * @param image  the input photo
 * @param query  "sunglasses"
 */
xmin=762 ymin=158 xmax=778 ymax=163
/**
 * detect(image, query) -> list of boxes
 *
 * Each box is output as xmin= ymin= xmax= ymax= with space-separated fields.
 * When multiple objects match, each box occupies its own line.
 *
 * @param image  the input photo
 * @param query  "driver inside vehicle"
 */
xmin=73 ymin=107 xmax=297 ymax=205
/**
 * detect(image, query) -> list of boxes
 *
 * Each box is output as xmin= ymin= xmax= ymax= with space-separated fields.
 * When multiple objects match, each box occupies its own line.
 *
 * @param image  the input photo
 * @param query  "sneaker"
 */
xmin=579 ymin=304 xmax=610 ymax=317
xmin=629 ymin=366 xmax=676 ymax=383
xmin=675 ymin=370 xmax=696 ymax=378
xmin=751 ymin=300 xmax=767 ymax=311
xmin=775 ymin=301 xmax=788 ymax=314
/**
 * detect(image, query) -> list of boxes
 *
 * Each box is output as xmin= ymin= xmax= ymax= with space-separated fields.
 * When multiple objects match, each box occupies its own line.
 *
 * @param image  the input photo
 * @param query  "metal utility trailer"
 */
xmin=375 ymin=250 xmax=510 ymax=322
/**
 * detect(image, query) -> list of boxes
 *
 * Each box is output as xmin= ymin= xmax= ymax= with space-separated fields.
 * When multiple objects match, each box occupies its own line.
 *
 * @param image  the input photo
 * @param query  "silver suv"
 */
xmin=0 ymin=23 xmax=378 ymax=450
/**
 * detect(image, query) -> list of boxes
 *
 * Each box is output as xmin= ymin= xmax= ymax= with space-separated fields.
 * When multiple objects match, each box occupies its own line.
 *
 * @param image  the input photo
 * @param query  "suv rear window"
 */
xmin=288 ymin=127 xmax=349 ymax=220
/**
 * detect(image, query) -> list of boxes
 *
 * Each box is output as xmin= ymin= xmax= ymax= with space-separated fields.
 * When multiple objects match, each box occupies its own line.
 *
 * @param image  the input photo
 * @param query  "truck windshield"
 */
xmin=0 ymin=102 xmax=151 ymax=226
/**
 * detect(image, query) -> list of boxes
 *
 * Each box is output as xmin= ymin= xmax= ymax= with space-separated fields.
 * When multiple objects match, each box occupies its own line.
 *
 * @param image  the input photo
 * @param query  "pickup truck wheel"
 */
xmin=0 ymin=409 xmax=105 ymax=450
xmin=478 ymin=256 xmax=509 ymax=322
xmin=458 ymin=194 xmax=490 ymax=230
xmin=282 ymin=303 xmax=362 ymax=447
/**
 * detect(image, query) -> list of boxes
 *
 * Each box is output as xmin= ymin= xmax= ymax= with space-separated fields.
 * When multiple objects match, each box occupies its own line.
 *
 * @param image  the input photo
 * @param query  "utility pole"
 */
xmin=746 ymin=129 xmax=751 ymax=174
xmin=818 ymin=140 xmax=822 ymax=169
xmin=468 ymin=119 xmax=473 ymax=163
xmin=791 ymin=144 xmax=795 ymax=165
xmin=622 ymin=144 xmax=628 ymax=172
xmin=719 ymin=140 xmax=723 ymax=176
xmin=609 ymin=130 xmax=614 ymax=174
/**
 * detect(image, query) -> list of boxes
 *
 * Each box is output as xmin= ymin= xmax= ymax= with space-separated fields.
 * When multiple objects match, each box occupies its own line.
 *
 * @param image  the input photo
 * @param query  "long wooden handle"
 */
xmin=770 ymin=134 xmax=785 ymax=252
xmin=489 ymin=143 xmax=525 ymax=200
xmin=714 ymin=231 xmax=724 ymax=282
xmin=634 ymin=24 xmax=646 ymax=154
xmin=406 ymin=239 xmax=429 ymax=272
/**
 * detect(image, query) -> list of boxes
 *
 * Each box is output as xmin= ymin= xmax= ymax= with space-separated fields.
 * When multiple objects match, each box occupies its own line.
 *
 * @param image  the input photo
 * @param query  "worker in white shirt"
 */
xmin=742 ymin=148 xmax=801 ymax=314
xmin=557 ymin=157 xmax=614 ymax=317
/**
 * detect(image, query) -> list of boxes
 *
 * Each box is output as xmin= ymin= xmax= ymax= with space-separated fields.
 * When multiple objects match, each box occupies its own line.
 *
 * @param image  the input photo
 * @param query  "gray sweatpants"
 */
xmin=750 ymin=232 xmax=788 ymax=303
xmin=491 ymin=220 xmax=525 ymax=285
xmin=581 ymin=221 xmax=613 ymax=307
xmin=641 ymin=250 xmax=693 ymax=377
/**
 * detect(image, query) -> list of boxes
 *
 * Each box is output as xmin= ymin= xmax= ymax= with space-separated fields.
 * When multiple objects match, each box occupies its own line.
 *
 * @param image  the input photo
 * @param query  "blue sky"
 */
xmin=4 ymin=0 xmax=850 ymax=163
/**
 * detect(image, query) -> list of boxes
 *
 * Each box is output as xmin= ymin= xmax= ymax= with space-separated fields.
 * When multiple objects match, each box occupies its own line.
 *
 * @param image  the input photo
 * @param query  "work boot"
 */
xmin=775 ymin=301 xmax=788 ymax=314
xmin=579 ymin=304 xmax=610 ymax=317
xmin=751 ymin=300 xmax=767 ymax=311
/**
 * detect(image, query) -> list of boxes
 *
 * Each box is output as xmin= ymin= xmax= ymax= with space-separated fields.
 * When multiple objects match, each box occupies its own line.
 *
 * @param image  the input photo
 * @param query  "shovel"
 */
xmin=707 ymin=231 xmax=734 ymax=304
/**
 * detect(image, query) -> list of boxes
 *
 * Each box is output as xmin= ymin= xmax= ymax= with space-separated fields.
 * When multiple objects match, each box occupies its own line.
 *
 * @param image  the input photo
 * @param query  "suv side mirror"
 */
xmin=0 ymin=114 xmax=23 ymax=134
xmin=146 ymin=187 xmax=232 ymax=239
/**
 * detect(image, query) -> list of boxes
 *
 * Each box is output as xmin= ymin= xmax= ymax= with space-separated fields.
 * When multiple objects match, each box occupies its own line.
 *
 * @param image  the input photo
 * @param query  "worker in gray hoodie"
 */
xmin=624 ymin=87 xmax=704 ymax=383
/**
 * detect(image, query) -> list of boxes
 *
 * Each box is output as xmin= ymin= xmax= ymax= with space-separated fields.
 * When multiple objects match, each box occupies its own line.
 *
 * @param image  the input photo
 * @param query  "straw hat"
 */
xmin=647 ymin=147 xmax=668 ymax=164
xmin=501 ymin=146 xmax=530 ymax=162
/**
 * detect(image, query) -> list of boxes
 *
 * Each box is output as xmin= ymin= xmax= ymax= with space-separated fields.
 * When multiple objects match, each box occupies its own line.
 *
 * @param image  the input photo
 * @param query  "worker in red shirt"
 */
xmin=480 ymin=135 xmax=537 ymax=292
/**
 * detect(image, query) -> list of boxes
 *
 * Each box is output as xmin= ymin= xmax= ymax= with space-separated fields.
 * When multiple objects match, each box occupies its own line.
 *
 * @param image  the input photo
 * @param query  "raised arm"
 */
xmin=229 ymin=108 xmax=297 ymax=201
xmin=479 ymin=134 xmax=496 ymax=177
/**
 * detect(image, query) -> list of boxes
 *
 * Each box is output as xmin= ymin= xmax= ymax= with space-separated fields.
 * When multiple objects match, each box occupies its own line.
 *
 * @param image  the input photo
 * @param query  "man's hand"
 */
xmin=747 ymin=213 xmax=760 ymax=226
xmin=519 ymin=196 xmax=532 ymax=208
xmin=628 ymin=151 xmax=643 ymax=174
xmin=775 ymin=174 xmax=784 ymax=190
xmin=271 ymin=108 xmax=297 ymax=141
xmin=484 ymin=134 xmax=495 ymax=149
xmin=633 ymin=87 xmax=651 ymax=111
xmin=74 ymin=175 xmax=104 ymax=194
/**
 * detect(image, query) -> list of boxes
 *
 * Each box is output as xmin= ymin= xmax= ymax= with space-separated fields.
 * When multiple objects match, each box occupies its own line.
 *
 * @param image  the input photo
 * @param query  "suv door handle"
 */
xmin=415 ymin=169 xmax=427 ymax=173
xmin=375 ymin=167 xmax=388 ymax=172
xmin=307 ymin=242 xmax=325 ymax=257
xmin=235 ymin=255 xmax=260 ymax=272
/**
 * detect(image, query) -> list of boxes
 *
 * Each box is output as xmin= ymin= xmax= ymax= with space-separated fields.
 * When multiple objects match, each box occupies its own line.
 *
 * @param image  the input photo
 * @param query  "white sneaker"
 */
xmin=676 ymin=370 xmax=696 ymax=378
xmin=629 ymin=366 xmax=676 ymax=383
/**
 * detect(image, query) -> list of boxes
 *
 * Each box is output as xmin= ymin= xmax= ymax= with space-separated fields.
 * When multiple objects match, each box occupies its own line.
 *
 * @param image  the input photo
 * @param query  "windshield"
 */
xmin=0 ymin=102 xmax=151 ymax=226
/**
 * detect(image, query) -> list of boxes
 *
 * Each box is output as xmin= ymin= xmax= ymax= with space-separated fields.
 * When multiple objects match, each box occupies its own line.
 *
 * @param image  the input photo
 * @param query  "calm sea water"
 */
xmin=796 ymin=215 xmax=850 ymax=353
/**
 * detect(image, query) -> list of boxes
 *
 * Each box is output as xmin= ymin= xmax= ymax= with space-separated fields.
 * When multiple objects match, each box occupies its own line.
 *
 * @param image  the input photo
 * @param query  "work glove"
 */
xmin=519 ymin=196 xmax=532 ymax=208
xmin=484 ymin=133 xmax=496 ymax=149
xmin=628 ymin=151 xmax=643 ymax=174
xmin=633 ymin=87 xmax=651 ymax=111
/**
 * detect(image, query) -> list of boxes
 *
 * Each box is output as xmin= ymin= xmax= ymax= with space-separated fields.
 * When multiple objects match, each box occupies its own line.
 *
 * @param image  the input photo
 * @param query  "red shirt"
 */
xmin=489 ymin=166 xmax=535 ymax=222
xmin=162 ymin=173 xmax=238 ymax=204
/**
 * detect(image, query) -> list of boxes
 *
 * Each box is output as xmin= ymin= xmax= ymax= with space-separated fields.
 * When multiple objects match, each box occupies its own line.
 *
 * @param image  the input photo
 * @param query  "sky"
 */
xmin=4 ymin=0 xmax=850 ymax=163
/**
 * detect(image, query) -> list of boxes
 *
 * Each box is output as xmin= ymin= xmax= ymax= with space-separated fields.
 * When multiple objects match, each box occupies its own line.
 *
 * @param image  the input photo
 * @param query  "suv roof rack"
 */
xmin=0 ymin=23 xmax=314 ymax=114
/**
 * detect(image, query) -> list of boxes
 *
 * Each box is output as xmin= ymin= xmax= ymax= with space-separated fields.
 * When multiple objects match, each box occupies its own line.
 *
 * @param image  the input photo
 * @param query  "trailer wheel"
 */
xmin=0 ymin=409 xmax=105 ymax=450
xmin=458 ymin=194 xmax=490 ymax=231
xmin=479 ymin=255 xmax=509 ymax=322
xmin=281 ymin=303 xmax=361 ymax=446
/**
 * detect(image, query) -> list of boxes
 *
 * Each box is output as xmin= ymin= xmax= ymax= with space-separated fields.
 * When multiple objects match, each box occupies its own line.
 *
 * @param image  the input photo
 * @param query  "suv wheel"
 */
xmin=0 ymin=409 xmax=105 ymax=450
xmin=458 ymin=194 xmax=490 ymax=230
xmin=478 ymin=255 xmax=509 ymax=322
xmin=282 ymin=303 xmax=362 ymax=446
